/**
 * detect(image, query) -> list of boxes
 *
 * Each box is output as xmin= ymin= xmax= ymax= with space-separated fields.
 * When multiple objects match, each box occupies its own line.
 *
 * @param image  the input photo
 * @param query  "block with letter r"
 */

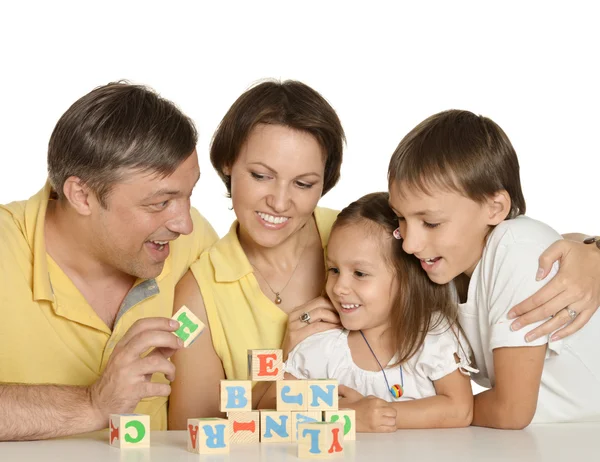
xmin=187 ymin=417 xmax=230 ymax=454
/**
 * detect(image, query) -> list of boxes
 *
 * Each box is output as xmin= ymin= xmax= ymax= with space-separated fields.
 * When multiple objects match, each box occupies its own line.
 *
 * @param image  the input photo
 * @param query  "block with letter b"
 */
xmin=247 ymin=349 xmax=284 ymax=381
xmin=276 ymin=379 xmax=308 ymax=411
xmin=220 ymin=380 xmax=252 ymax=412
xmin=260 ymin=410 xmax=291 ymax=442
xmin=298 ymin=421 xmax=344 ymax=458
xmin=323 ymin=409 xmax=356 ymax=441
xmin=187 ymin=418 xmax=230 ymax=454
xmin=109 ymin=414 xmax=150 ymax=448
xmin=172 ymin=305 xmax=205 ymax=347
xmin=228 ymin=411 xmax=260 ymax=443
xmin=307 ymin=379 xmax=338 ymax=411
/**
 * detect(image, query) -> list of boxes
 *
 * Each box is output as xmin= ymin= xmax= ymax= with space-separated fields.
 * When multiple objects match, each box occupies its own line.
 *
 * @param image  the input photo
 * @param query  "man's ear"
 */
xmin=62 ymin=176 xmax=93 ymax=216
xmin=487 ymin=190 xmax=511 ymax=225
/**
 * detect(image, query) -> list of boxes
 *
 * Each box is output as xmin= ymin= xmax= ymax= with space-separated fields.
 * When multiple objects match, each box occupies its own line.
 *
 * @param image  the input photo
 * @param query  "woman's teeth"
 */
xmin=257 ymin=212 xmax=289 ymax=224
xmin=341 ymin=304 xmax=360 ymax=309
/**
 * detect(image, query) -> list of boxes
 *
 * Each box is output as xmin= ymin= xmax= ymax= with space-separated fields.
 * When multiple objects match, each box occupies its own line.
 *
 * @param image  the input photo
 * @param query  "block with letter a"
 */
xmin=291 ymin=411 xmax=322 ymax=442
xmin=171 ymin=305 xmax=205 ymax=347
xmin=298 ymin=421 xmax=344 ymax=458
xmin=228 ymin=411 xmax=260 ymax=443
xmin=187 ymin=418 xmax=230 ymax=454
xmin=247 ymin=349 xmax=284 ymax=381
xmin=220 ymin=380 xmax=252 ymax=412
xmin=108 ymin=414 xmax=150 ymax=448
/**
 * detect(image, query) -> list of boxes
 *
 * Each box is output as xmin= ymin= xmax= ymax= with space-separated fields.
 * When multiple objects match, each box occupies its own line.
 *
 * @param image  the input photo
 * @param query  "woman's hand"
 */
xmin=338 ymin=385 xmax=396 ymax=433
xmin=508 ymin=239 xmax=600 ymax=342
xmin=282 ymin=296 xmax=342 ymax=359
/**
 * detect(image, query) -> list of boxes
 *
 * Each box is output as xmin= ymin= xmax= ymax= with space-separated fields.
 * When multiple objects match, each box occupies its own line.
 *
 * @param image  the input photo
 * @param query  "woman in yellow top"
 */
xmin=168 ymin=80 xmax=600 ymax=429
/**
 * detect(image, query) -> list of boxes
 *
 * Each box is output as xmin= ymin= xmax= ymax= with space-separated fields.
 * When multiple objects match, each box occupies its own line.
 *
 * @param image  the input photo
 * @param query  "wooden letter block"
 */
xmin=276 ymin=379 xmax=308 ymax=411
xmin=109 ymin=414 xmax=150 ymax=448
xmin=187 ymin=418 xmax=230 ymax=454
xmin=247 ymin=349 xmax=284 ymax=381
xmin=220 ymin=380 xmax=252 ymax=412
xmin=307 ymin=380 xmax=338 ymax=411
xmin=228 ymin=411 xmax=260 ymax=444
xmin=323 ymin=409 xmax=356 ymax=441
xmin=260 ymin=410 xmax=291 ymax=442
xmin=172 ymin=305 xmax=205 ymax=347
xmin=291 ymin=411 xmax=322 ymax=442
xmin=298 ymin=421 xmax=344 ymax=458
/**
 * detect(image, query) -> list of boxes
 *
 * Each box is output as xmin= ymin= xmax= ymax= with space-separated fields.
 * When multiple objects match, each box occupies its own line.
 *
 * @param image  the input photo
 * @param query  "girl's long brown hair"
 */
xmin=331 ymin=192 xmax=457 ymax=366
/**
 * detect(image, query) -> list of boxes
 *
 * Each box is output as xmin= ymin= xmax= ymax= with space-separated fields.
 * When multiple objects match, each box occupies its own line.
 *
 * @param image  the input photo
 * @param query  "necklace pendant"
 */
xmin=390 ymin=384 xmax=404 ymax=398
xmin=275 ymin=294 xmax=282 ymax=305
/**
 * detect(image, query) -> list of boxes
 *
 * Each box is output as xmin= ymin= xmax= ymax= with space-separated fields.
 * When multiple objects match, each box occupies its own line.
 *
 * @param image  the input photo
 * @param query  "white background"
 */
xmin=1 ymin=1 xmax=598 ymax=238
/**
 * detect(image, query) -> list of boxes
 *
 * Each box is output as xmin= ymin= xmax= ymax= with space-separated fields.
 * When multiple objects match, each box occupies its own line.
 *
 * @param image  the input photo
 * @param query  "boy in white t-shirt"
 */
xmin=387 ymin=109 xmax=600 ymax=428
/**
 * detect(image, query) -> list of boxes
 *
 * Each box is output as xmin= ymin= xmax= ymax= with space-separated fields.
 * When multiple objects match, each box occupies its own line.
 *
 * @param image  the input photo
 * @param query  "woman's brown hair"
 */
xmin=331 ymin=192 xmax=458 ymax=366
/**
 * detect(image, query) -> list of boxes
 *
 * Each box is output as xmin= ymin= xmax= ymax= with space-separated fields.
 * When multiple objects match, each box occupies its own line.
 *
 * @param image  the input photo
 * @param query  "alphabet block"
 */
xmin=109 ymin=414 xmax=150 ymax=448
xmin=276 ymin=379 xmax=308 ymax=411
xmin=323 ymin=409 xmax=356 ymax=441
xmin=220 ymin=380 xmax=252 ymax=412
xmin=259 ymin=410 xmax=291 ymax=442
xmin=291 ymin=411 xmax=322 ymax=442
xmin=307 ymin=380 xmax=338 ymax=411
xmin=247 ymin=349 xmax=284 ymax=381
xmin=187 ymin=418 xmax=230 ymax=454
xmin=172 ymin=305 xmax=205 ymax=347
xmin=228 ymin=411 xmax=260 ymax=444
xmin=298 ymin=421 xmax=344 ymax=458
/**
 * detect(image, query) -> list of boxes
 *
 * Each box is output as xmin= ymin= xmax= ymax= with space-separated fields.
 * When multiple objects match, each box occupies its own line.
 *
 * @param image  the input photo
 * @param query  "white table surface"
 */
xmin=1 ymin=424 xmax=598 ymax=461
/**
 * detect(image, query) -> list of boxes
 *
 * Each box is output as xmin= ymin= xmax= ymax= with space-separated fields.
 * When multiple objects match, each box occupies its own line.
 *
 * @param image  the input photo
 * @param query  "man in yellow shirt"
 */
xmin=0 ymin=82 xmax=218 ymax=440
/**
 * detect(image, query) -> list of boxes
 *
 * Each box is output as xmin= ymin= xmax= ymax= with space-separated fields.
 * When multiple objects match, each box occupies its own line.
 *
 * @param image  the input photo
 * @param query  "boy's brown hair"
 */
xmin=388 ymin=109 xmax=526 ymax=218
xmin=210 ymin=79 xmax=345 ymax=197
xmin=332 ymin=192 xmax=458 ymax=366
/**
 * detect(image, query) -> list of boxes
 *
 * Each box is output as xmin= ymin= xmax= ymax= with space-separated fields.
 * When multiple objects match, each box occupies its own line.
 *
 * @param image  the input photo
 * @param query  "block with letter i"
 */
xmin=172 ymin=305 xmax=205 ymax=347
xmin=109 ymin=414 xmax=150 ymax=448
xmin=220 ymin=380 xmax=252 ymax=412
xmin=323 ymin=409 xmax=356 ymax=441
xmin=277 ymin=379 xmax=308 ymax=411
xmin=298 ymin=421 xmax=344 ymax=458
xmin=187 ymin=418 xmax=230 ymax=454
xmin=228 ymin=411 xmax=260 ymax=443
xmin=260 ymin=410 xmax=291 ymax=442
xmin=307 ymin=379 xmax=338 ymax=411
xmin=248 ymin=349 xmax=284 ymax=381
xmin=291 ymin=411 xmax=322 ymax=442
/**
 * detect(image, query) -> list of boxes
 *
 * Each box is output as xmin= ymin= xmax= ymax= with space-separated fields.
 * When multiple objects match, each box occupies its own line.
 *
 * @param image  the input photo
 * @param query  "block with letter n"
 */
xmin=187 ymin=417 xmax=230 ymax=454
xmin=247 ymin=349 xmax=284 ymax=381
xmin=109 ymin=414 xmax=150 ymax=448
xmin=260 ymin=410 xmax=291 ymax=442
xmin=307 ymin=379 xmax=338 ymax=411
xmin=172 ymin=305 xmax=205 ymax=347
xmin=298 ymin=421 xmax=344 ymax=458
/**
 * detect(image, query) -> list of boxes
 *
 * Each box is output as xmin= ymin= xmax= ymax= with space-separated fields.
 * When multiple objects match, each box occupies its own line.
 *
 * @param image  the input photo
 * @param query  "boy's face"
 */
xmin=388 ymin=180 xmax=493 ymax=284
xmin=86 ymin=150 xmax=200 ymax=279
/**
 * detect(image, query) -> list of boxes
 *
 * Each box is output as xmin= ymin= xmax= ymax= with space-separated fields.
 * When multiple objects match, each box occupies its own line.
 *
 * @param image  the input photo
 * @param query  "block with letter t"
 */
xmin=298 ymin=421 xmax=344 ymax=458
xmin=187 ymin=418 xmax=230 ymax=454
xmin=109 ymin=414 xmax=150 ymax=448
xmin=171 ymin=305 xmax=205 ymax=347
xmin=247 ymin=349 xmax=284 ymax=381
xmin=220 ymin=380 xmax=252 ymax=412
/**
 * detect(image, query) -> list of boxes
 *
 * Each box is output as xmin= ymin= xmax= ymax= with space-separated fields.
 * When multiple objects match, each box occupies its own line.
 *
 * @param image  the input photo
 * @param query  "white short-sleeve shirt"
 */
xmin=285 ymin=313 xmax=475 ymax=402
xmin=460 ymin=216 xmax=600 ymax=423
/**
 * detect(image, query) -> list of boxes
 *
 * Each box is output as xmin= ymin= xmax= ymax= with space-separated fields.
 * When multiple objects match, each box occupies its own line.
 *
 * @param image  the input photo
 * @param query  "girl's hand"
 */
xmin=508 ymin=239 xmax=600 ymax=342
xmin=339 ymin=385 xmax=396 ymax=433
xmin=282 ymin=296 xmax=342 ymax=359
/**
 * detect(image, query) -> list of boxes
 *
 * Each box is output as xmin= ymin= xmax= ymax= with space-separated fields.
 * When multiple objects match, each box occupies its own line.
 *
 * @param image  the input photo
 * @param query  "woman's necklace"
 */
xmin=250 ymin=228 xmax=310 ymax=305
xmin=359 ymin=330 xmax=404 ymax=399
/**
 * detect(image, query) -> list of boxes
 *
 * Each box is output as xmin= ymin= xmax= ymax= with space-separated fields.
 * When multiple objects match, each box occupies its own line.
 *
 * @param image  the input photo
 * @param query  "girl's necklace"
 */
xmin=359 ymin=330 xmax=404 ymax=398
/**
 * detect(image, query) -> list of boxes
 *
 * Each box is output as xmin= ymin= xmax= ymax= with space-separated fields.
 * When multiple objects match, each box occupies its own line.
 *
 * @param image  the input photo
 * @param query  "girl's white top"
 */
xmin=285 ymin=313 xmax=476 ymax=402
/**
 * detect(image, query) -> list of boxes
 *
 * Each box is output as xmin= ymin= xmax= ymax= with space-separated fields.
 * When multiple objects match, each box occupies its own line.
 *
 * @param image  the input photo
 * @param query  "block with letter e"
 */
xmin=187 ymin=418 xmax=230 ymax=454
xmin=247 ymin=349 xmax=284 ymax=381
xmin=172 ymin=305 xmax=205 ymax=347
xmin=228 ymin=411 xmax=260 ymax=443
xmin=220 ymin=380 xmax=252 ymax=412
xmin=109 ymin=414 xmax=150 ymax=448
xmin=298 ymin=421 xmax=344 ymax=458
xmin=307 ymin=379 xmax=338 ymax=411
xmin=260 ymin=410 xmax=291 ymax=442
xmin=323 ymin=409 xmax=356 ymax=441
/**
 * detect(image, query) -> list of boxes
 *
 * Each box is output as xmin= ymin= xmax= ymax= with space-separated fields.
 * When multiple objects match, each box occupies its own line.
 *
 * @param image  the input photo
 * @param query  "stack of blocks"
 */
xmin=187 ymin=349 xmax=356 ymax=458
xmin=110 ymin=305 xmax=206 ymax=450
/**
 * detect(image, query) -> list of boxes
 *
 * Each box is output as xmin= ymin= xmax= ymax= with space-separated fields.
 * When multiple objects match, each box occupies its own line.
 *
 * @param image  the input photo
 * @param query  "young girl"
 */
xmin=387 ymin=109 xmax=600 ymax=428
xmin=260 ymin=192 xmax=476 ymax=432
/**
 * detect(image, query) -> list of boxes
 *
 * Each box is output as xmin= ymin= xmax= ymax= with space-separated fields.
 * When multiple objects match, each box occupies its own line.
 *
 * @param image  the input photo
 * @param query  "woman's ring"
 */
xmin=566 ymin=308 xmax=578 ymax=321
xmin=300 ymin=312 xmax=311 ymax=324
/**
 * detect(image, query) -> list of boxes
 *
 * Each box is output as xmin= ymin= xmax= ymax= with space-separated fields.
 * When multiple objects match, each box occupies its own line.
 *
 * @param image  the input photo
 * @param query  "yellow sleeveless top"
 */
xmin=189 ymin=207 xmax=338 ymax=380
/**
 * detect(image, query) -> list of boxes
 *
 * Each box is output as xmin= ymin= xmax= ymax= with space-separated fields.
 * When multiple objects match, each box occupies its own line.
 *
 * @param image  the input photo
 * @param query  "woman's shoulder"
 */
xmin=314 ymin=207 xmax=339 ymax=246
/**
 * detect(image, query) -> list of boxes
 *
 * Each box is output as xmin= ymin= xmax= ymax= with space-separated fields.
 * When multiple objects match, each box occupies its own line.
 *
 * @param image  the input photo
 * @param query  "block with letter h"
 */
xmin=187 ymin=418 xmax=230 ymax=454
xmin=109 ymin=414 xmax=150 ymax=448
xmin=171 ymin=305 xmax=205 ymax=347
xmin=298 ymin=421 xmax=344 ymax=458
